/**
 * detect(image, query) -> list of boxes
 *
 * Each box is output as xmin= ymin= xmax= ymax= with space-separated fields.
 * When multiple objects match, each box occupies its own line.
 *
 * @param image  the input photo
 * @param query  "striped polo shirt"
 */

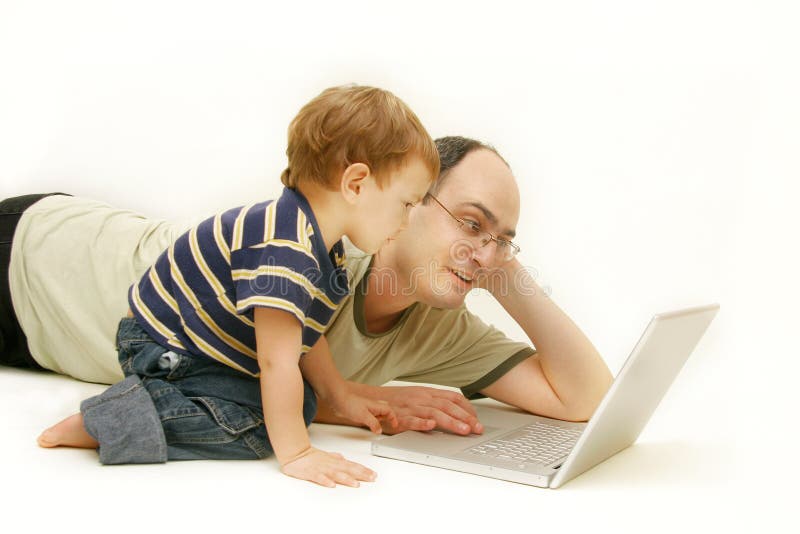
xmin=128 ymin=187 xmax=349 ymax=376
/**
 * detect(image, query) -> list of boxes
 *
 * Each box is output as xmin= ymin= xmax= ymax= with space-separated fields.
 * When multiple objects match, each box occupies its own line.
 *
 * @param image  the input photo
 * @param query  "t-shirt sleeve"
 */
xmin=458 ymin=344 xmax=535 ymax=400
xmin=394 ymin=307 xmax=535 ymax=399
xmin=230 ymin=241 xmax=320 ymax=324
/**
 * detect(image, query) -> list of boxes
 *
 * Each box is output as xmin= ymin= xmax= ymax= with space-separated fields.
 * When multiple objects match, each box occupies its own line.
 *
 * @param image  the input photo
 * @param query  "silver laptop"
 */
xmin=372 ymin=304 xmax=719 ymax=488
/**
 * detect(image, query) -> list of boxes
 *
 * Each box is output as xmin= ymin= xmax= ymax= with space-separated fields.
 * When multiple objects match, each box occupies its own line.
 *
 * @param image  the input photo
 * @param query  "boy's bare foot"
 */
xmin=37 ymin=413 xmax=99 ymax=449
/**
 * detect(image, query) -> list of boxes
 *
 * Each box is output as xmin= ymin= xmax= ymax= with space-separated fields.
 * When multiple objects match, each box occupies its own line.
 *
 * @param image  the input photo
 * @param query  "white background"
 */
xmin=1 ymin=1 xmax=797 ymax=532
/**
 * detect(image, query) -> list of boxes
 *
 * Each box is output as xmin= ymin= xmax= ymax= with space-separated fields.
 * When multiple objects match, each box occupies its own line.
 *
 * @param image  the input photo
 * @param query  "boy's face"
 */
xmin=347 ymin=156 xmax=432 ymax=254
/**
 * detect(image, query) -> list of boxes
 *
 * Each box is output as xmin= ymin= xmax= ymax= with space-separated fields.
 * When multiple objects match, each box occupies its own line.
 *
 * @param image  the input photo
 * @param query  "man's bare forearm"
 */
xmin=491 ymin=259 xmax=613 ymax=419
xmin=312 ymin=381 xmax=378 ymax=427
xmin=313 ymin=393 xmax=360 ymax=426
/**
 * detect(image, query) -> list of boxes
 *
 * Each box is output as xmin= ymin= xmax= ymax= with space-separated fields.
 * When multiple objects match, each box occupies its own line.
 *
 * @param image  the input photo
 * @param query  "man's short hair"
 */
xmin=281 ymin=85 xmax=440 ymax=190
xmin=425 ymin=136 xmax=510 ymax=201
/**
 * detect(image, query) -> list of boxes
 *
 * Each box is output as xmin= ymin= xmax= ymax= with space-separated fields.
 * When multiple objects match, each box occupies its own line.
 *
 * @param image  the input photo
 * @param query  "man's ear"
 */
xmin=340 ymin=162 xmax=371 ymax=204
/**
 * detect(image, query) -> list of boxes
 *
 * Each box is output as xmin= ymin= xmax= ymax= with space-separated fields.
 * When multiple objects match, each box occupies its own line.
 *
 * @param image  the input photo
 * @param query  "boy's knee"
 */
xmin=81 ymin=375 xmax=168 ymax=464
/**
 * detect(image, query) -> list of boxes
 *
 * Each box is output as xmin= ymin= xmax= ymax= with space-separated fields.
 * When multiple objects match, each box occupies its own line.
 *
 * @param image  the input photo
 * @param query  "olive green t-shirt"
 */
xmin=325 ymin=245 xmax=535 ymax=398
xmin=10 ymin=195 xmax=534 ymax=395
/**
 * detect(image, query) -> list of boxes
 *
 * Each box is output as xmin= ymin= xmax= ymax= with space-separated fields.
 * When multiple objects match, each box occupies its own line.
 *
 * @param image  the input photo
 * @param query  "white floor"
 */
xmin=1 ymin=357 xmax=793 ymax=534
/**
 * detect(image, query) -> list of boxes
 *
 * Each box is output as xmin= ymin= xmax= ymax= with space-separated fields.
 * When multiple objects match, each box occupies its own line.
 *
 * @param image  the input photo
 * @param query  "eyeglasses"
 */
xmin=426 ymin=194 xmax=521 ymax=263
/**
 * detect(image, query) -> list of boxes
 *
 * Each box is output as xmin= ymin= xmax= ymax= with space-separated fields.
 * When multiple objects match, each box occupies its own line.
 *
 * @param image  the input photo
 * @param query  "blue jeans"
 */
xmin=80 ymin=317 xmax=318 ymax=464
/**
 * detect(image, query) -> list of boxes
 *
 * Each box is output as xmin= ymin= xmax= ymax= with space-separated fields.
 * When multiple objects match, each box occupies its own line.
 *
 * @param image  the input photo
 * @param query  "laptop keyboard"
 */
xmin=463 ymin=421 xmax=582 ymax=466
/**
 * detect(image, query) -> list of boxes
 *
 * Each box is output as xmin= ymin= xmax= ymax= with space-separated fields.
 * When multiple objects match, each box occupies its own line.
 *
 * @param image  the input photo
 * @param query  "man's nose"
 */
xmin=470 ymin=239 xmax=497 ymax=267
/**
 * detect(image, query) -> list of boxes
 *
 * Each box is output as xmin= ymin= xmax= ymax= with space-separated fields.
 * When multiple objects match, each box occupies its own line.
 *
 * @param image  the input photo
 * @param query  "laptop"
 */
xmin=371 ymin=304 xmax=719 ymax=488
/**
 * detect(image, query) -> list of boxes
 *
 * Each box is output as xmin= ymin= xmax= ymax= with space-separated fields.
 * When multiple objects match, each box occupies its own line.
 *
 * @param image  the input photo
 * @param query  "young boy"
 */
xmin=37 ymin=85 xmax=439 ymax=488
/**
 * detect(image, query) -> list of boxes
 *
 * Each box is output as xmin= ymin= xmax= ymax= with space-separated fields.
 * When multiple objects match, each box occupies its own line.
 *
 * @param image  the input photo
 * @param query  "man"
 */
xmin=2 ymin=136 xmax=613 ymax=436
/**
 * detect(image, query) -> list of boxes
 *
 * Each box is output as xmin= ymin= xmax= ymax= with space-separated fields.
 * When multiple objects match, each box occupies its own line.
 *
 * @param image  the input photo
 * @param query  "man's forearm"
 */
xmin=491 ymin=259 xmax=613 ymax=418
xmin=298 ymin=335 xmax=348 ymax=403
xmin=313 ymin=393 xmax=359 ymax=426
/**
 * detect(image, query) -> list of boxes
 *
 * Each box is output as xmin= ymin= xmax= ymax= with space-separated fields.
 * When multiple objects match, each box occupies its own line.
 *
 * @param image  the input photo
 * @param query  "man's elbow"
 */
xmin=563 ymin=373 xmax=613 ymax=422
xmin=560 ymin=404 xmax=598 ymax=423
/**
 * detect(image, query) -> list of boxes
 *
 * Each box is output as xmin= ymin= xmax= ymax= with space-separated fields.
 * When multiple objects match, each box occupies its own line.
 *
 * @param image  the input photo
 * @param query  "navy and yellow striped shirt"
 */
xmin=128 ymin=187 xmax=349 ymax=376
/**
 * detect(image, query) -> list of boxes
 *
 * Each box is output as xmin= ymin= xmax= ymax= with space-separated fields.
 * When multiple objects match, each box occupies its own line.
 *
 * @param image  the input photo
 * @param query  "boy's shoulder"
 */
xmin=272 ymin=188 xmax=316 ymax=246
xmin=220 ymin=188 xmax=319 ymax=256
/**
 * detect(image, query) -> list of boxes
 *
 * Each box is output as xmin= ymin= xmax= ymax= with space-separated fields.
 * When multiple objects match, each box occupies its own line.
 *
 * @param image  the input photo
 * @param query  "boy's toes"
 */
xmin=37 ymin=429 xmax=59 ymax=448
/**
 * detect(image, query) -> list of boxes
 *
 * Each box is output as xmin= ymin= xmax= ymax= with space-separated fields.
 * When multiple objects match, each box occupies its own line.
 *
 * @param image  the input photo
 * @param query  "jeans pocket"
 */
xmin=158 ymin=351 xmax=187 ymax=380
xmin=191 ymin=396 xmax=263 ymax=435
xmin=116 ymin=317 xmax=158 ymax=375
xmin=117 ymin=340 xmax=148 ymax=376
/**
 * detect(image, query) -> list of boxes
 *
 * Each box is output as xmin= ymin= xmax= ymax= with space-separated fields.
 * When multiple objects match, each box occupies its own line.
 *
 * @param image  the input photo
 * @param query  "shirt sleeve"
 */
xmin=230 ymin=241 xmax=321 ymax=325
xmin=393 ymin=306 xmax=535 ymax=398
xmin=459 ymin=346 xmax=535 ymax=399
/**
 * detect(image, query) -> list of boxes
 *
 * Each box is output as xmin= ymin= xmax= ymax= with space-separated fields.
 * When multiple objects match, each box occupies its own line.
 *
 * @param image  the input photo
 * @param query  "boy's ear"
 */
xmin=340 ymin=162 xmax=371 ymax=204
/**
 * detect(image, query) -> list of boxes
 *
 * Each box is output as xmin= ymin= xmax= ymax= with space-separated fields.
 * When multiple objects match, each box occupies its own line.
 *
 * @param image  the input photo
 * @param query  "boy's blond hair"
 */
xmin=281 ymin=85 xmax=440 ymax=190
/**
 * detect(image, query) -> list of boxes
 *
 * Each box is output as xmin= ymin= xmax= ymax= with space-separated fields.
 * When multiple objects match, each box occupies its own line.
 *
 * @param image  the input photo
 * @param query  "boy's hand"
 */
xmin=280 ymin=447 xmax=378 ymax=488
xmin=330 ymin=393 xmax=399 ymax=434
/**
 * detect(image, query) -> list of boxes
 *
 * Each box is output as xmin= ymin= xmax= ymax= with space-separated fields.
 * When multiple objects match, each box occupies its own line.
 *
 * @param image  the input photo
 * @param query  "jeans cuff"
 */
xmin=80 ymin=375 xmax=168 ymax=464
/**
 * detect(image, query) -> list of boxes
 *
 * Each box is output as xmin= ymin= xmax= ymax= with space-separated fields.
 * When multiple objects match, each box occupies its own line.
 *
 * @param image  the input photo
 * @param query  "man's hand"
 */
xmin=314 ymin=383 xmax=485 ymax=436
xmin=329 ymin=392 xmax=399 ymax=434
xmin=280 ymin=447 xmax=378 ymax=488
xmin=369 ymin=386 xmax=483 ymax=436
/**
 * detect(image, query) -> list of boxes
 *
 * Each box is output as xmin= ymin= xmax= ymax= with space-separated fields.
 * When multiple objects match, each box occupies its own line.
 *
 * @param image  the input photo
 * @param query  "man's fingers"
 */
xmin=407 ymin=403 xmax=474 ymax=433
xmin=370 ymin=400 xmax=396 ymax=416
xmin=377 ymin=408 xmax=399 ymax=428
xmin=407 ymin=387 xmax=477 ymax=417
xmin=381 ymin=386 xmax=483 ymax=434
xmin=413 ymin=406 xmax=474 ymax=435
xmin=397 ymin=415 xmax=436 ymax=432
xmin=426 ymin=397 xmax=482 ymax=433
xmin=436 ymin=390 xmax=478 ymax=417
xmin=430 ymin=394 xmax=479 ymax=421
xmin=367 ymin=401 xmax=398 ymax=431
xmin=401 ymin=387 xmax=481 ymax=431
xmin=431 ymin=399 xmax=478 ymax=425
xmin=366 ymin=414 xmax=382 ymax=434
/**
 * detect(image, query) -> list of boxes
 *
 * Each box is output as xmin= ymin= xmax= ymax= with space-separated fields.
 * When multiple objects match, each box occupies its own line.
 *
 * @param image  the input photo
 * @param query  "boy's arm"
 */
xmin=254 ymin=307 xmax=380 ymax=487
xmin=254 ymin=307 xmax=313 ymax=464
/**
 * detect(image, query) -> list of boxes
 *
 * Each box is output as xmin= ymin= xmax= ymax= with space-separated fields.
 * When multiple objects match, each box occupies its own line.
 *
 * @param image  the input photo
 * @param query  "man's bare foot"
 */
xmin=37 ymin=413 xmax=98 ymax=449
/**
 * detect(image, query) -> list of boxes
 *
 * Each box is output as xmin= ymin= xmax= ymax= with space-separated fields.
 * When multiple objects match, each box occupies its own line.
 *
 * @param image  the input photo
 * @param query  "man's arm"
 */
xmin=312 ymin=262 xmax=611 ymax=433
xmin=479 ymin=259 xmax=613 ymax=422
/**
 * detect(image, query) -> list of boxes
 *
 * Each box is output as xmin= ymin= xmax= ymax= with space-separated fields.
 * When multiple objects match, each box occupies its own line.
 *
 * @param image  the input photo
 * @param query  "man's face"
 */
xmin=386 ymin=148 xmax=521 ymax=309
